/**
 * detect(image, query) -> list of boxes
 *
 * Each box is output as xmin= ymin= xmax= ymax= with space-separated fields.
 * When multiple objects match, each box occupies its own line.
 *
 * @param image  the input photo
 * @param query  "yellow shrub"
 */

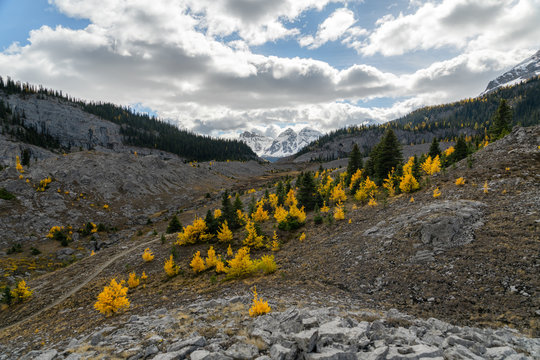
xmin=349 ymin=169 xmax=363 ymax=190
xmin=243 ymin=220 xmax=264 ymax=248
xmin=214 ymin=209 xmax=222 ymax=218
xmin=483 ymin=181 xmax=489 ymax=193
xmin=382 ymin=168 xmax=396 ymax=197
xmin=190 ymin=251 xmax=206 ymax=273
xmin=251 ymin=204 xmax=269 ymax=222
xmin=320 ymin=202 xmax=330 ymax=213
xmin=288 ymin=204 xmax=306 ymax=223
xmin=176 ymin=217 xmax=212 ymax=245
xmin=270 ymin=231 xmax=280 ymax=251
xmin=399 ymin=173 xmax=420 ymax=193
xmin=226 ymin=247 xmax=255 ymax=279
xmin=268 ymin=193 xmax=279 ymax=209
xmin=227 ymin=244 xmax=233 ymax=257
xmin=455 ymin=177 xmax=466 ymax=186
xmin=15 ymin=155 xmax=24 ymax=173
xmin=217 ymin=221 xmax=233 ymax=242
xmin=142 ymin=248 xmax=154 ymax=262
xmin=249 ymin=287 xmax=271 ymax=317
xmin=274 ymin=206 xmax=288 ymax=223
xmin=330 ymin=183 xmax=347 ymax=203
xmin=11 ymin=280 xmax=33 ymax=303
xmin=256 ymin=255 xmax=277 ymax=274
xmin=355 ymin=177 xmax=378 ymax=202
xmin=164 ymin=255 xmax=179 ymax=277
xmin=422 ymin=155 xmax=441 ymax=176
xmin=285 ymin=189 xmax=297 ymax=207
xmin=94 ymin=278 xmax=129 ymax=316
xmin=433 ymin=187 xmax=441 ymax=198
xmin=216 ymin=257 xmax=227 ymax=273
xmin=205 ymin=246 xmax=218 ymax=268
xmin=444 ymin=146 xmax=455 ymax=156
xmin=299 ymin=232 xmax=306 ymax=242
xmin=368 ymin=197 xmax=377 ymax=206
xmin=334 ymin=204 xmax=345 ymax=220
xmin=410 ymin=197 xmax=415 ymax=203
xmin=141 ymin=271 xmax=148 ymax=280
xmin=127 ymin=272 xmax=140 ymax=288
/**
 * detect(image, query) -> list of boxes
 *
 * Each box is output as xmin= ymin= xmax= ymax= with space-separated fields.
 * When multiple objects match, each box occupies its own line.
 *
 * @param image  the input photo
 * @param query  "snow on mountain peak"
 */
xmin=481 ymin=50 xmax=540 ymax=95
xmin=239 ymin=127 xmax=322 ymax=159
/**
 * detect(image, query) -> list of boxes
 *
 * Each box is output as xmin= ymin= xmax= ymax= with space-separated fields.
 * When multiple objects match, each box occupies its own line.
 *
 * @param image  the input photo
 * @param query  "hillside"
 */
xmin=0 ymin=125 xmax=538 ymax=359
xmin=294 ymin=76 xmax=540 ymax=163
xmin=0 ymin=77 xmax=256 ymax=162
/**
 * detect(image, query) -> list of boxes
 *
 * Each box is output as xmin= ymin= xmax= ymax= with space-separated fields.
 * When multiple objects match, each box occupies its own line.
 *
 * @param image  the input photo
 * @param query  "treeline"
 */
xmin=297 ymin=76 xmax=540 ymax=157
xmin=0 ymin=77 xmax=256 ymax=161
xmin=0 ymin=99 xmax=63 ymax=150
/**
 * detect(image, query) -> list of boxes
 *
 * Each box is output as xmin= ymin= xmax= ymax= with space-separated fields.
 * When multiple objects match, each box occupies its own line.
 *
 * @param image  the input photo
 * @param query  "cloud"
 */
xmin=299 ymin=7 xmax=357 ymax=49
xmin=359 ymin=0 xmax=540 ymax=56
xmin=0 ymin=0 xmax=538 ymax=141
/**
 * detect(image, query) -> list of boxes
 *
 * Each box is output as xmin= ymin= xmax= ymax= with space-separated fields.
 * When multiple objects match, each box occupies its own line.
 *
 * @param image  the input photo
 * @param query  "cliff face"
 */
xmin=3 ymin=92 xmax=124 ymax=151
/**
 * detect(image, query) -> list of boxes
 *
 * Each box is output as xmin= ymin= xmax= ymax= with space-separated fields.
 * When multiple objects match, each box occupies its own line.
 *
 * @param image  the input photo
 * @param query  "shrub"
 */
xmin=6 ymin=243 xmax=22 ymax=255
xmin=256 ymin=255 xmax=277 ymax=274
xmin=243 ymin=220 xmax=264 ymax=248
xmin=226 ymin=247 xmax=255 ymax=279
xmin=94 ymin=278 xmax=129 ymax=316
xmin=455 ymin=177 xmax=466 ymax=186
xmin=249 ymin=287 xmax=271 ymax=317
xmin=421 ymin=155 xmax=441 ymax=176
xmin=217 ymin=221 xmax=233 ymax=242
xmin=251 ymin=203 xmax=269 ymax=222
xmin=190 ymin=251 xmax=206 ymax=273
xmin=205 ymin=247 xmax=218 ymax=268
xmin=142 ymin=248 xmax=154 ymax=262
xmin=299 ymin=232 xmax=306 ymax=242
xmin=334 ymin=204 xmax=345 ymax=220
xmin=30 ymin=247 xmax=41 ymax=256
xmin=330 ymin=183 xmax=347 ymax=203
xmin=270 ymin=231 xmax=280 ymax=251
xmin=2 ymin=286 xmax=13 ymax=305
xmin=164 ymin=255 xmax=179 ymax=277
xmin=433 ymin=187 xmax=441 ymax=198
xmin=127 ymin=272 xmax=140 ymax=288
xmin=176 ymin=217 xmax=212 ymax=245
xmin=0 ymin=187 xmax=15 ymax=200
xmin=11 ymin=280 xmax=33 ymax=303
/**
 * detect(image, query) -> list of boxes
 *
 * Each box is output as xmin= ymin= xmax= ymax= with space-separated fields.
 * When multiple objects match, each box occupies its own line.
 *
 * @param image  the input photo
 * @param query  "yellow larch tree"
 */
xmin=94 ymin=278 xmax=130 ymax=316
xmin=142 ymin=248 xmax=154 ymax=262
xmin=190 ymin=251 xmax=206 ymax=273
xmin=205 ymin=246 xmax=218 ymax=268
xmin=127 ymin=272 xmax=140 ymax=288
xmin=251 ymin=203 xmax=269 ymax=222
xmin=249 ymin=286 xmax=271 ymax=317
xmin=243 ymin=220 xmax=264 ymax=248
xmin=421 ymin=155 xmax=441 ymax=176
xmin=176 ymin=217 xmax=212 ymax=245
xmin=334 ymin=203 xmax=345 ymax=220
xmin=226 ymin=247 xmax=255 ymax=279
xmin=330 ymin=183 xmax=347 ymax=203
xmin=274 ymin=206 xmax=288 ymax=224
xmin=285 ymin=189 xmax=297 ymax=207
xmin=11 ymin=280 xmax=32 ymax=303
xmin=217 ymin=221 xmax=233 ymax=242
xmin=164 ymin=255 xmax=179 ymax=277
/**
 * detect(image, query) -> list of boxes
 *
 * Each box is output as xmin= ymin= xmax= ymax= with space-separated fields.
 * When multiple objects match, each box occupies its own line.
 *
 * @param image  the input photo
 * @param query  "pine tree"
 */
xmin=453 ymin=136 xmax=468 ymax=162
xmin=166 ymin=215 xmax=183 ymax=234
xmin=205 ymin=210 xmax=219 ymax=235
xmin=346 ymin=144 xmax=363 ymax=186
xmin=373 ymin=129 xmax=403 ymax=183
xmin=428 ymin=137 xmax=441 ymax=158
xmin=221 ymin=190 xmax=237 ymax=229
xmin=297 ymin=171 xmax=317 ymax=211
xmin=233 ymin=193 xmax=244 ymax=212
xmin=276 ymin=181 xmax=285 ymax=206
xmin=490 ymin=99 xmax=512 ymax=140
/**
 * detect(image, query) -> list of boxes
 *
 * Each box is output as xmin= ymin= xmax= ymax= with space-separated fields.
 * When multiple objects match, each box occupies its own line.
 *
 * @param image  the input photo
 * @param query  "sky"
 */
xmin=0 ymin=0 xmax=539 ymax=139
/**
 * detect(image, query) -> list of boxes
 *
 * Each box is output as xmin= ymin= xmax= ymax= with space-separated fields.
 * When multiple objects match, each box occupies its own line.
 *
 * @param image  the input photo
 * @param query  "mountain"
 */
xmin=481 ymin=50 xmax=540 ymax=95
xmin=0 ymin=77 xmax=256 ymax=162
xmin=295 ymin=76 xmax=540 ymax=162
xmin=239 ymin=127 xmax=322 ymax=159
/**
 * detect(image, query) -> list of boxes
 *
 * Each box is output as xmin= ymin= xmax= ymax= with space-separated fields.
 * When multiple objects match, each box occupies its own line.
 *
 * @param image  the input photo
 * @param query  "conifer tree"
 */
xmin=346 ymin=144 xmax=363 ymax=186
xmin=490 ymin=99 xmax=512 ymax=140
xmin=205 ymin=210 xmax=219 ymax=235
xmin=297 ymin=171 xmax=317 ymax=211
xmin=453 ymin=136 xmax=468 ymax=162
xmin=222 ymin=190 xmax=238 ymax=229
xmin=233 ymin=193 xmax=244 ymax=212
xmin=428 ymin=137 xmax=441 ymax=158
xmin=373 ymin=129 xmax=403 ymax=183
xmin=276 ymin=181 xmax=285 ymax=206
xmin=166 ymin=215 xmax=182 ymax=234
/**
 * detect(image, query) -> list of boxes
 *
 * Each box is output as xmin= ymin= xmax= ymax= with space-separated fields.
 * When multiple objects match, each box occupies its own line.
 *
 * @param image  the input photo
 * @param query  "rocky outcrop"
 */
xmin=5 ymin=299 xmax=538 ymax=359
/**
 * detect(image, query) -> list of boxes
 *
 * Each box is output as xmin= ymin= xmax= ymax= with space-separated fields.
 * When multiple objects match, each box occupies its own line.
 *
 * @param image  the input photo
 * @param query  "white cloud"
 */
xmin=299 ymin=8 xmax=357 ymax=49
xmin=359 ymin=0 xmax=540 ymax=56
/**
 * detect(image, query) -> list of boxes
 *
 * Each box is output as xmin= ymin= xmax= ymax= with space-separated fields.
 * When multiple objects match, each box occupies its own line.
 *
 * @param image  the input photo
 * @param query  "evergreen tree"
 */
xmin=248 ymin=196 xmax=257 ymax=216
xmin=412 ymin=155 xmax=421 ymax=180
xmin=490 ymin=99 xmax=513 ymax=140
xmin=276 ymin=181 xmax=285 ymax=206
xmin=453 ymin=136 xmax=468 ymax=162
xmin=204 ymin=210 xmax=219 ymax=235
xmin=298 ymin=171 xmax=317 ymax=211
xmin=428 ymin=137 xmax=441 ymax=158
xmin=373 ymin=129 xmax=403 ymax=183
xmin=166 ymin=215 xmax=182 ymax=234
xmin=346 ymin=143 xmax=363 ymax=186
xmin=221 ymin=190 xmax=237 ymax=228
xmin=233 ymin=193 xmax=244 ymax=212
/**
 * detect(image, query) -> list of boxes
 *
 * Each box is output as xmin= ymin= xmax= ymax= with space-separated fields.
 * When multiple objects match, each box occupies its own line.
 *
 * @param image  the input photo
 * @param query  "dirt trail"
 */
xmin=0 ymin=237 xmax=160 ymax=334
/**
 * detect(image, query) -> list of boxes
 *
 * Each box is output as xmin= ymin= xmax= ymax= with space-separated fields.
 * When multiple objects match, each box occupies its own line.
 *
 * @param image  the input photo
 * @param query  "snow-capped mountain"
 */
xmin=481 ymin=50 xmax=540 ymax=95
xmin=239 ymin=127 xmax=322 ymax=159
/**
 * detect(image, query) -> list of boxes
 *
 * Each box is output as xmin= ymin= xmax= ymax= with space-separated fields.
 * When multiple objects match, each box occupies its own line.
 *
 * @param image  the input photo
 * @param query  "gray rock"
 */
xmin=484 ymin=346 xmax=517 ymax=359
xmin=304 ymin=347 xmax=356 ymax=360
xmin=153 ymin=350 xmax=191 ymax=360
xmin=190 ymin=350 xmax=211 ymax=360
xmin=145 ymin=345 xmax=159 ymax=358
xmin=302 ymin=317 xmax=319 ymax=329
xmin=361 ymin=346 xmax=389 ymax=360
xmin=292 ymin=329 xmax=318 ymax=352
xmin=34 ymin=350 xmax=58 ymax=360
xmin=443 ymin=344 xmax=485 ymax=360
xmin=224 ymin=343 xmax=259 ymax=359
xmin=269 ymin=344 xmax=296 ymax=360
xmin=168 ymin=336 xmax=207 ymax=352
xmin=386 ymin=344 xmax=443 ymax=359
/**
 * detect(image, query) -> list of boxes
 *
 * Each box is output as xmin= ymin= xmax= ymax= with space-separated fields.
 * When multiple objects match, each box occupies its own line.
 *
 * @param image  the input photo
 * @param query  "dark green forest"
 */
xmin=297 ymin=76 xmax=540 ymax=157
xmin=0 ymin=77 xmax=256 ymax=161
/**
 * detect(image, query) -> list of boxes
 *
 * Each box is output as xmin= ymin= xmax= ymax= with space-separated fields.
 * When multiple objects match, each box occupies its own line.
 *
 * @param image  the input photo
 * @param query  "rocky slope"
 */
xmin=240 ymin=128 xmax=322 ymax=159
xmin=481 ymin=50 xmax=540 ymax=95
xmin=0 ymin=126 xmax=538 ymax=359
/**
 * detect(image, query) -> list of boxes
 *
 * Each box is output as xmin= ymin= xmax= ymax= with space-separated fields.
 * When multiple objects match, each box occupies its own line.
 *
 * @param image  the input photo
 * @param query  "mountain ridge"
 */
xmin=239 ymin=127 xmax=322 ymax=159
